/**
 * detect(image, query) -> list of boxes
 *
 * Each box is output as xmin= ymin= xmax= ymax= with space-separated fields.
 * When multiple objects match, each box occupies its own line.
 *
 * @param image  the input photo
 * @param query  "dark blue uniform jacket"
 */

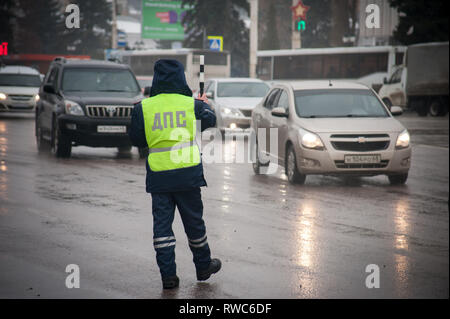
xmin=129 ymin=59 xmax=216 ymax=194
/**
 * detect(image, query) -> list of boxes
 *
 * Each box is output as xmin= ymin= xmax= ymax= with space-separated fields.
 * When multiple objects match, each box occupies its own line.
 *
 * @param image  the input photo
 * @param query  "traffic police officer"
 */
xmin=129 ymin=59 xmax=221 ymax=289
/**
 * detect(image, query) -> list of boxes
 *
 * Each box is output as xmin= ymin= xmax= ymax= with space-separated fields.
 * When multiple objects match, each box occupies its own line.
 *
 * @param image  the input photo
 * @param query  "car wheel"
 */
xmin=429 ymin=99 xmax=444 ymax=117
xmin=138 ymin=147 xmax=149 ymax=159
xmin=51 ymin=118 xmax=72 ymax=158
xmin=388 ymin=173 xmax=408 ymax=185
xmin=36 ymin=120 xmax=50 ymax=152
xmin=285 ymin=145 xmax=306 ymax=185
xmin=252 ymin=141 xmax=269 ymax=175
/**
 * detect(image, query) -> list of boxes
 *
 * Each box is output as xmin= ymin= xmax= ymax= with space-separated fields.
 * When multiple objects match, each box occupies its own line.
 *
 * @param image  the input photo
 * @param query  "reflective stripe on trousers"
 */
xmin=188 ymin=234 xmax=208 ymax=248
xmin=153 ymin=236 xmax=176 ymax=249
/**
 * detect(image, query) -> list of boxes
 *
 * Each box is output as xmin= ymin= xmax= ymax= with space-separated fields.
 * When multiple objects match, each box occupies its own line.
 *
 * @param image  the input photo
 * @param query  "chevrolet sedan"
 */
xmin=251 ymin=81 xmax=411 ymax=185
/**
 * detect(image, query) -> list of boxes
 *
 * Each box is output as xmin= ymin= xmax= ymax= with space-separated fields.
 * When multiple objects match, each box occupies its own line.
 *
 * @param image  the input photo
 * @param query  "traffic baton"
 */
xmin=199 ymin=55 xmax=205 ymax=96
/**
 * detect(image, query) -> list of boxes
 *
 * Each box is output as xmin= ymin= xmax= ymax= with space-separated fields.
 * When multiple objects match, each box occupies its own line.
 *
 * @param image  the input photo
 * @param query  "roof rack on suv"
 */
xmin=53 ymin=57 xmax=67 ymax=63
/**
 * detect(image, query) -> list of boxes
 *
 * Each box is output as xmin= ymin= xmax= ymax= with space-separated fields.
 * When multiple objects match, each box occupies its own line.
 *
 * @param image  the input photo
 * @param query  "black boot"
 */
xmin=197 ymin=258 xmax=222 ymax=281
xmin=162 ymin=275 xmax=179 ymax=289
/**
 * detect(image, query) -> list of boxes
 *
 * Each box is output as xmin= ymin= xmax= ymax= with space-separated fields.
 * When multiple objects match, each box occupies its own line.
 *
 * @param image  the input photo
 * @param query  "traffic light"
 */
xmin=296 ymin=20 xmax=306 ymax=31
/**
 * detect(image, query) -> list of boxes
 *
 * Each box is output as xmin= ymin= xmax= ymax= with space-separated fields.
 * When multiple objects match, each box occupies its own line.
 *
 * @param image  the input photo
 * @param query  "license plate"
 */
xmin=97 ymin=125 xmax=126 ymax=133
xmin=344 ymin=154 xmax=381 ymax=164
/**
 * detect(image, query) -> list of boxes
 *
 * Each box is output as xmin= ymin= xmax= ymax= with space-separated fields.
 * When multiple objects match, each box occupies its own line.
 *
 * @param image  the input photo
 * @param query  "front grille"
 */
xmin=330 ymin=134 xmax=389 ymax=139
xmin=240 ymin=109 xmax=252 ymax=117
xmin=8 ymin=104 xmax=33 ymax=109
xmin=86 ymin=105 xmax=133 ymax=118
xmin=330 ymin=134 xmax=390 ymax=152
xmin=9 ymin=94 xmax=33 ymax=101
xmin=331 ymin=141 xmax=390 ymax=152
xmin=335 ymin=160 xmax=389 ymax=169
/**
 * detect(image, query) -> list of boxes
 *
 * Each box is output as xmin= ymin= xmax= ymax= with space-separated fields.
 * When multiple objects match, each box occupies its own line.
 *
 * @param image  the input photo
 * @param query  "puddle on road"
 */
xmin=0 ymin=165 xmax=8 ymax=202
xmin=393 ymin=199 xmax=412 ymax=297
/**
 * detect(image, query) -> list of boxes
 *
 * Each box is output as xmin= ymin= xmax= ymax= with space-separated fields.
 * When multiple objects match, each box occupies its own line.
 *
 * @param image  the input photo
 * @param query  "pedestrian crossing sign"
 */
xmin=208 ymin=36 xmax=223 ymax=52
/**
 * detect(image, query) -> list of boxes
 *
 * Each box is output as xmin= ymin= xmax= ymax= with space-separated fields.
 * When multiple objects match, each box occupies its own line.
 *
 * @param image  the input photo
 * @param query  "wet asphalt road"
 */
xmin=0 ymin=113 xmax=448 ymax=299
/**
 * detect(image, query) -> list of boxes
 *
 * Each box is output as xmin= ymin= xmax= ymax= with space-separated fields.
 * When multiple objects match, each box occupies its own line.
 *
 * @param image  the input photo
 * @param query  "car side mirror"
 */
xmin=390 ymin=106 xmax=403 ymax=116
xmin=206 ymin=91 xmax=214 ymax=99
xmin=43 ymin=84 xmax=56 ymax=94
xmin=271 ymin=107 xmax=288 ymax=117
xmin=143 ymin=86 xmax=151 ymax=96
xmin=383 ymin=77 xmax=388 ymax=84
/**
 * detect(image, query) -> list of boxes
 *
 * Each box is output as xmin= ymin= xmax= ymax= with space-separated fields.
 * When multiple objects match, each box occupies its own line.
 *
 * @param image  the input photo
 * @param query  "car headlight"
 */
xmin=0 ymin=93 xmax=6 ymax=100
xmin=220 ymin=106 xmax=242 ymax=117
xmin=221 ymin=106 xmax=231 ymax=114
xmin=396 ymin=130 xmax=410 ymax=149
xmin=64 ymin=100 xmax=84 ymax=116
xmin=34 ymin=94 xmax=40 ymax=102
xmin=299 ymin=128 xmax=325 ymax=150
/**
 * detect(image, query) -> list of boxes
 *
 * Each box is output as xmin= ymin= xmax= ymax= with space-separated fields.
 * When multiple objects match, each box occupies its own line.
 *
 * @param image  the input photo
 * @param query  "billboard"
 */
xmin=141 ymin=0 xmax=189 ymax=40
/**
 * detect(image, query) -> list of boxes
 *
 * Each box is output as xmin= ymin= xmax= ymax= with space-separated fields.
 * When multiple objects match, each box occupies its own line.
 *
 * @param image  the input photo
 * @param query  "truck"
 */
xmin=378 ymin=42 xmax=449 ymax=116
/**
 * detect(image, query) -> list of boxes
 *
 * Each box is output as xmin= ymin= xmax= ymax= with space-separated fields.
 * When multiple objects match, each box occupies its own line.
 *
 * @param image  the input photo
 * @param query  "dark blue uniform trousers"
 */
xmin=151 ymin=188 xmax=211 ymax=278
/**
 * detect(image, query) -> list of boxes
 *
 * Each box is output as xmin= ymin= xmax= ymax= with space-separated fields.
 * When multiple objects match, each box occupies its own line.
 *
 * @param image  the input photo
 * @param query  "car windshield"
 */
xmin=0 ymin=74 xmax=41 ymax=87
xmin=294 ymin=89 xmax=389 ymax=118
xmin=217 ymin=82 xmax=269 ymax=97
xmin=61 ymin=68 xmax=139 ymax=93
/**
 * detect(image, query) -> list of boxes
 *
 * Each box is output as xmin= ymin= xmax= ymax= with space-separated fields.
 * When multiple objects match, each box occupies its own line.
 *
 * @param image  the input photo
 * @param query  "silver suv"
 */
xmin=251 ymin=81 xmax=412 ymax=185
xmin=0 ymin=66 xmax=41 ymax=113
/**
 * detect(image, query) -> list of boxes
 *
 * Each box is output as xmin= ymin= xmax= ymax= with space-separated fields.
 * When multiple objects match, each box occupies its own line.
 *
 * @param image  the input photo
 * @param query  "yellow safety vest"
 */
xmin=142 ymin=93 xmax=200 ymax=172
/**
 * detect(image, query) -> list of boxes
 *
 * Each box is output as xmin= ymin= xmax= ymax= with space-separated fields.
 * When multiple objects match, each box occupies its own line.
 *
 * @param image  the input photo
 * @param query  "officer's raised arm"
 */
xmin=195 ymin=93 xmax=216 ymax=131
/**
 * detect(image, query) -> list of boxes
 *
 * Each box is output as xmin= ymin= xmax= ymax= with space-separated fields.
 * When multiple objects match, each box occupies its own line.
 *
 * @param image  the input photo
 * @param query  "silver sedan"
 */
xmin=251 ymin=81 xmax=412 ymax=185
xmin=205 ymin=78 xmax=269 ymax=131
